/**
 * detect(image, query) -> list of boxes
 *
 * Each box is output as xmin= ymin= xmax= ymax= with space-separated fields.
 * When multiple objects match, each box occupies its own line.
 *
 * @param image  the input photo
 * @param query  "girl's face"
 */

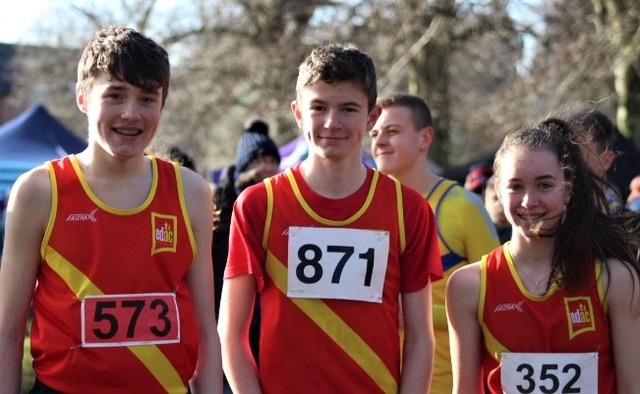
xmin=496 ymin=147 xmax=572 ymax=239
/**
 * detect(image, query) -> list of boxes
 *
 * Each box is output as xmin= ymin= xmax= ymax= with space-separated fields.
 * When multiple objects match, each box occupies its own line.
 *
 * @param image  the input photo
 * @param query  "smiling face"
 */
xmin=77 ymin=72 xmax=163 ymax=159
xmin=291 ymin=81 xmax=380 ymax=163
xmin=496 ymin=147 xmax=571 ymax=239
xmin=369 ymin=105 xmax=431 ymax=178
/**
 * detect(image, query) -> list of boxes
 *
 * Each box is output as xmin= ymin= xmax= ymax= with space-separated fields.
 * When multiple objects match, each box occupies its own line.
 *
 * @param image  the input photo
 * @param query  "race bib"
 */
xmin=287 ymin=226 xmax=389 ymax=303
xmin=81 ymin=293 xmax=180 ymax=347
xmin=501 ymin=352 xmax=598 ymax=394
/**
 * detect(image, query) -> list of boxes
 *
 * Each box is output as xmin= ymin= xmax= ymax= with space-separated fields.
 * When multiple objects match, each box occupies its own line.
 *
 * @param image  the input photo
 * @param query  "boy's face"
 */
xmin=292 ymin=81 xmax=380 ymax=162
xmin=369 ymin=105 xmax=431 ymax=178
xmin=77 ymin=72 xmax=163 ymax=159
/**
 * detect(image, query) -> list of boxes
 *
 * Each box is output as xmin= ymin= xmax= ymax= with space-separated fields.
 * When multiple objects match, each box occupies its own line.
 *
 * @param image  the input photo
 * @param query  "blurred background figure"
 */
xmin=484 ymin=174 xmax=512 ymax=244
xmin=464 ymin=161 xmax=493 ymax=201
xmin=566 ymin=107 xmax=622 ymax=215
xmin=627 ymin=175 xmax=640 ymax=213
xmin=169 ymin=146 xmax=197 ymax=172
xmin=212 ymin=117 xmax=281 ymax=371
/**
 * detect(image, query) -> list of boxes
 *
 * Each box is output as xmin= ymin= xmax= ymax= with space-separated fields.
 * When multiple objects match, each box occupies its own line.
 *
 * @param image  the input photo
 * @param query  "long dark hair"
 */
xmin=495 ymin=118 xmax=639 ymax=296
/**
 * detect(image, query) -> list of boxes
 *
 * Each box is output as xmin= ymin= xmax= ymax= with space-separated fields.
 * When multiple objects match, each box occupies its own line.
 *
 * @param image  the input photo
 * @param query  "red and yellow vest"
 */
xmin=32 ymin=155 xmax=198 ymax=393
xmin=480 ymin=244 xmax=615 ymax=393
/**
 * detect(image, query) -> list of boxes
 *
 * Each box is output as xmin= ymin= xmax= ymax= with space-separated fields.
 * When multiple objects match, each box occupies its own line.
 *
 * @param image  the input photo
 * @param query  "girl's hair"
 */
xmin=494 ymin=118 xmax=639 ymax=292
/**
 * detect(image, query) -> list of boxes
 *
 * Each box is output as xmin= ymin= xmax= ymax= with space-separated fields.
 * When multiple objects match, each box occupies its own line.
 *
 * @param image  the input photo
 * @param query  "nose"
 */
xmin=373 ymin=132 xmax=388 ymax=147
xmin=323 ymin=110 xmax=343 ymax=130
xmin=121 ymin=100 xmax=142 ymax=120
xmin=521 ymin=189 xmax=538 ymax=207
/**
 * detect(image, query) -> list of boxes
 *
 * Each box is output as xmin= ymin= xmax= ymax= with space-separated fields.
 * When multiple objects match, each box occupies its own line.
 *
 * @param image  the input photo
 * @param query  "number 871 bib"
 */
xmin=287 ymin=226 xmax=390 ymax=303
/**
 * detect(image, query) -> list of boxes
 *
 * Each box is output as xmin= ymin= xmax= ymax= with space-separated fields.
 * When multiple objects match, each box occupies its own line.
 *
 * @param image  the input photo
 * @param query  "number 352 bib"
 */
xmin=287 ymin=227 xmax=389 ymax=303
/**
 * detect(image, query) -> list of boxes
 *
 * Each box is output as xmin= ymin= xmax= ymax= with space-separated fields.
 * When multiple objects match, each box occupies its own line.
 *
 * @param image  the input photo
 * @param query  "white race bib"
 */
xmin=287 ymin=227 xmax=389 ymax=303
xmin=501 ymin=352 xmax=598 ymax=394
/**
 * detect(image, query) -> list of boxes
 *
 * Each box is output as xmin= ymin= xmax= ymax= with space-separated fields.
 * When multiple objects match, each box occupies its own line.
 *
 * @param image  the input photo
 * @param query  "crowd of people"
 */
xmin=0 ymin=25 xmax=639 ymax=394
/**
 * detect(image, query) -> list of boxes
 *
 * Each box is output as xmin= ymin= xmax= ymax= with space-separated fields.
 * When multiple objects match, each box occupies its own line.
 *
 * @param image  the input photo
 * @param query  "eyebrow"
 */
xmin=309 ymin=98 xmax=363 ymax=108
xmin=507 ymin=174 xmax=557 ymax=183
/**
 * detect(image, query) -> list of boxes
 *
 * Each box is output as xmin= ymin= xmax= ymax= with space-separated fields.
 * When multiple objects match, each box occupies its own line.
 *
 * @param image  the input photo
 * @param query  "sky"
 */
xmin=0 ymin=0 xmax=181 ymax=45
xmin=0 ymin=0 xmax=52 ymax=44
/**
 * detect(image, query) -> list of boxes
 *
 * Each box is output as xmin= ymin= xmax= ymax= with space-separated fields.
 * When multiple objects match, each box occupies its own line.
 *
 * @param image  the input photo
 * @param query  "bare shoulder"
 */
xmin=9 ymin=165 xmax=52 ymax=210
xmin=448 ymin=262 xmax=482 ymax=290
xmin=448 ymin=262 xmax=482 ymax=301
xmin=179 ymin=167 xmax=213 ymax=201
xmin=602 ymin=258 xmax=640 ymax=310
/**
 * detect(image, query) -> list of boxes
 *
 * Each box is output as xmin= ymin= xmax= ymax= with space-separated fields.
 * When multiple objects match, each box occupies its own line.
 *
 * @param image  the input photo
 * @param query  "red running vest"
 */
xmin=32 ymin=155 xmax=198 ymax=394
xmin=480 ymin=244 xmax=615 ymax=393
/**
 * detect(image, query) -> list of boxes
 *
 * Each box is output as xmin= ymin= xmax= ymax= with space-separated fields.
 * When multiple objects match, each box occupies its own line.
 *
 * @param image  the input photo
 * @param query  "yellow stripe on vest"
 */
xmin=265 ymin=250 xmax=397 ymax=393
xmin=43 ymin=245 xmax=187 ymax=393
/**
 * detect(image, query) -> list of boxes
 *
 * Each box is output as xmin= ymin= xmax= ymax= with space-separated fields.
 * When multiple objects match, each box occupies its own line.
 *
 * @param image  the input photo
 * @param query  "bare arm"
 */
xmin=218 ymin=274 xmax=262 ymax=394
xmin=446 ymin=263 xmax=484 ymax=394
xmin=181 ymin=169 xmax=223 ymax=394
xmin=399 ymin=283 xmax=434 ymax=394
xmin=605 ymin=258 xmax=640 ymax=393
xmin=0 ymin=168 xmax=50 ymax=392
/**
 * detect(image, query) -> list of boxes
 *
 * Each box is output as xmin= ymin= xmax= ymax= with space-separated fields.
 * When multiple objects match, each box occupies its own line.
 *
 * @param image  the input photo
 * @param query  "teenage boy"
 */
xmin=0 ymin=27 xmax=222 ymax=393
xmin=219 ymin=44 xmax=443 ymax=393
xmin=369 ymin=94 xmax=499 ymax=393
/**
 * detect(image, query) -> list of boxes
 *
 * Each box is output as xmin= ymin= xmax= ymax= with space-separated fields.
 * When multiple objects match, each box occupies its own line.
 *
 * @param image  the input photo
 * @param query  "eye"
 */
xmin=538 ymin=182 xmax=554 ymax=190
xmin=507 ymin=184 xmax=523 ymax=192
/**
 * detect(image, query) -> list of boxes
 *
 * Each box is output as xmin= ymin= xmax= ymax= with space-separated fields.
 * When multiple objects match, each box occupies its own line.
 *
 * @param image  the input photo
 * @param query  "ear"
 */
xmin=419 ymin=126 xmax=435 ymax=151
xmin=291 ymin=99 xmax=303 ymax=129
xmin=76 ymin=87 xmax=87 ymax=113
xmin=600 ymin=149 xmax=615 ymax=172
xmin=494 ymin=178 xmax=502 ymax=202
xmin=365 ymin=104 xmax=382 ymax=132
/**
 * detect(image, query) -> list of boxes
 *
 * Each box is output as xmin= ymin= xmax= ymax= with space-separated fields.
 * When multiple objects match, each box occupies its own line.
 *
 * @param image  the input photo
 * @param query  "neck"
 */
xmin=300 ymin=157 xmax=367 ymax=199
xmin=508 ymin=237 xmax=554 ymax=269
xmin=392 ymin=161 xmax=439 ymax=196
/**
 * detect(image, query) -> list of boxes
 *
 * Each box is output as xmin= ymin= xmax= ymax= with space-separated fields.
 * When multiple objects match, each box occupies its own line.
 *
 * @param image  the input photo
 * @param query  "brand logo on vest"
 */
xmin=493 ymin=300 xmax=525 ymax=313
xmin=151 ymin=213 xmax=177 ymax=254
xmin=66 ymin=207 xmax=99 ymax=222
xmin=564 ymin=296 xmax=596 ymax=339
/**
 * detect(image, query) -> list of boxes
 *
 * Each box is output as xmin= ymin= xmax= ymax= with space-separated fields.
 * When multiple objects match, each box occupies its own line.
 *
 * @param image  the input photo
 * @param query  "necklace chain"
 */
xmin=518 ymin=266 xmax=556 ymax=292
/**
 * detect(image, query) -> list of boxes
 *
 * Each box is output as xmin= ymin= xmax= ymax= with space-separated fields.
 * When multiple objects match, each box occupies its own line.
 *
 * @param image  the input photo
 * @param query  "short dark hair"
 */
xmin=77 ymin=26 xmax=170 ymax=106
xmin=296 ymin=43 xmax=377 ymax=111
xmin=378 ymin=94 xmax=433 ymax=130
xmin=566 ymin=107 xmax=617 ymax=154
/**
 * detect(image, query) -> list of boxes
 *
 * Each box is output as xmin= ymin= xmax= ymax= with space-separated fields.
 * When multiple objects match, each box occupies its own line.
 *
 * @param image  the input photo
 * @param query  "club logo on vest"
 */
xmin=66 ymin=207 xmax=99 ymax=222
xmin=564 ymin=296 xmax=596 ymax=339
xmin=151 ymin=213 xmax=177 ymax=254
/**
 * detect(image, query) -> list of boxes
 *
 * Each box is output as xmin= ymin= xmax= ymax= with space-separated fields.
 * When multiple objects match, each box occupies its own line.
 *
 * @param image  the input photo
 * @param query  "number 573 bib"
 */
xmin=287 ymin=226 xmax=390 ymax=303
xmin=501 ymin=352 xmax=598 ymax=394
xmin=81 ymin=293 xmax=180 ymax=347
